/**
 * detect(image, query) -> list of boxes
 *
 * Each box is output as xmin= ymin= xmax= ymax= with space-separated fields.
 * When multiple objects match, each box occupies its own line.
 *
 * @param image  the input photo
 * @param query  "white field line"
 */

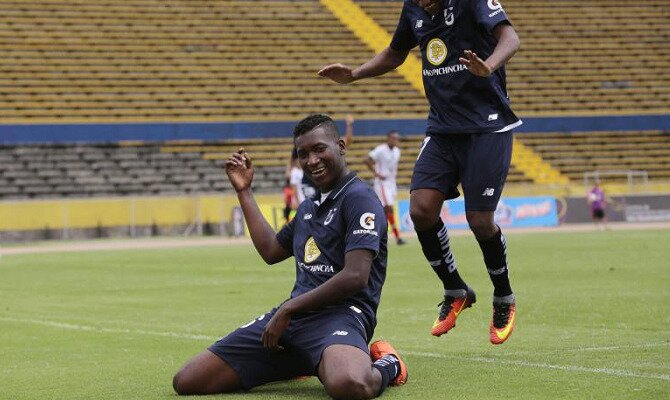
xmin=0 ymin=316 xmax=218 ymax=341
xmin=2 ymin=222 xmax=669 ymax=256
xmin=0 ymin=237 xmax=249 ymax=255
xmin=405 ymin=351 xmax=670 ymax=382
xmin=3 ymin=316 xmax=669 ymax=382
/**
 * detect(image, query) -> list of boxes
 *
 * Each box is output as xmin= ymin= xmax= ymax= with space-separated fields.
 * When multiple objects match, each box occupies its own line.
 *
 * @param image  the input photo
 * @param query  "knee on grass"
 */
xmin=324 ymin=373 xmax=379 ymax=400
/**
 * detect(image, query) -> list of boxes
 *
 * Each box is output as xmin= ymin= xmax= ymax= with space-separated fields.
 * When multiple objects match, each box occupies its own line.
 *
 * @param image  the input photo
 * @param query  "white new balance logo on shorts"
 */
xmin=482 ymin=188 xmax=495 ymax=196
xmin=332 ymin=330 xmax=349 ymax=336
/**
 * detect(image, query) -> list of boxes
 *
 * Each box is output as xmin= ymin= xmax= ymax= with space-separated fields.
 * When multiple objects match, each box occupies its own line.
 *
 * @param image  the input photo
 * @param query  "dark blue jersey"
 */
xmin=276 ymin=172 xmax=388 ymax=331
xmin=391 ymin=0 xmax=521 ymax=134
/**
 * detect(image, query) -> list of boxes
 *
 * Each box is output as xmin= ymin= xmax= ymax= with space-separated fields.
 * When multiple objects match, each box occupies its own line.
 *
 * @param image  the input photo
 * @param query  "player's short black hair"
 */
xmin=293 ymin=114 xmax=339 ymax=139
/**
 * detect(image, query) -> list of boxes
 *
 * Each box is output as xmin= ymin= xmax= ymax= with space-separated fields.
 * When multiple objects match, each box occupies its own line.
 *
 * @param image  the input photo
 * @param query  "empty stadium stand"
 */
xmin=0 ymin=0 xmax=427 ymax=123
xmin=9 ymin=129 xmax=670 ymax=201
xmin=0 ymin=133 xmax=538 ymax=200
xmin=1 ymin=0 xmax=668 ymax=123
xmin=518 ymin=130 xmax=670 ymax=182
xmin=355 ymin=0 xmax=670 ymax=116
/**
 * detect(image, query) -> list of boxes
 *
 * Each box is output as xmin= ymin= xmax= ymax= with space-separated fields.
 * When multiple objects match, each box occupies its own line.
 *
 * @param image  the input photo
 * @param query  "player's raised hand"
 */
xmin=225 ymin=148 xmax=254 ymax=192
xmin=317 ymin=63 xmax=356 ymax=84
xmin=459 ymin=50 xmax=492 ymax=77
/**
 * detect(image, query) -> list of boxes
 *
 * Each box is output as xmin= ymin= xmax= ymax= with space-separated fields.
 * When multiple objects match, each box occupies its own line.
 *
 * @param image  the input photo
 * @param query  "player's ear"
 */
xmin=338 ymin=139 xmax=346 ymax=155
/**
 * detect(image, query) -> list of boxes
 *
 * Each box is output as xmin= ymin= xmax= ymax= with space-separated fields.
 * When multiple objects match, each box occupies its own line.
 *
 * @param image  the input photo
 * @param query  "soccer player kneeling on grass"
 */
xmin=172 ymin=114 xmax=407 ymax=398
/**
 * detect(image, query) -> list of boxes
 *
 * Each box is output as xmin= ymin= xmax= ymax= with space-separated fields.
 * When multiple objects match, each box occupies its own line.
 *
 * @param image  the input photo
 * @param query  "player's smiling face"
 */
xmin=295 ymin=125 xmax=347 ymax=193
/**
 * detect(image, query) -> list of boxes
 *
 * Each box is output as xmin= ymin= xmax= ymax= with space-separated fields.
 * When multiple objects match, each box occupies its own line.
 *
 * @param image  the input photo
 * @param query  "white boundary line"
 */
xmin=3 ymin=316 xmax=669 ymax=382
xmin=2 ymin=222 xmax=669 ymax=256
xmin=0 ymin=316 xmax=218 ymax=341
xmin=405 ymin=351 xmax=670 ymax=382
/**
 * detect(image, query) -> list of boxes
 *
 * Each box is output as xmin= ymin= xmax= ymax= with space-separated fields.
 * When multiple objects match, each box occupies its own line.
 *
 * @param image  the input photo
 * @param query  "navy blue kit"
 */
xmin=392 ymin=0 xmax=522 ymax=210
xmin=209 ymin=173 xmax=388 ymax=389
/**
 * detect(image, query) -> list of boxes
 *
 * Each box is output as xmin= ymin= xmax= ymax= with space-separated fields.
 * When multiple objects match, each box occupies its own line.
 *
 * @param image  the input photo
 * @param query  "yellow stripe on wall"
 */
xmin=0 ymin=194 xmax=284 ymax=231
xmin=320 ymin=0 xmax=424 ymax=93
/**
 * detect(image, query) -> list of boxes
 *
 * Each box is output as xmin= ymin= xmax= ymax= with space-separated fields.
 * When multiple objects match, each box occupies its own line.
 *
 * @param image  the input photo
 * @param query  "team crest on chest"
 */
xmin=304 ymin=236 xmax=321 ymax=263
xmin=427 ymin=38 xmax=447 ymax=66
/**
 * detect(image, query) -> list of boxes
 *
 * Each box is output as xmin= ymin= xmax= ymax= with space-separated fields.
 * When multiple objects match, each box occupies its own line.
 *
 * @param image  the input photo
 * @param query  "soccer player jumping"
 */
xmin=319 ymin=0 xmax=520 ymax=344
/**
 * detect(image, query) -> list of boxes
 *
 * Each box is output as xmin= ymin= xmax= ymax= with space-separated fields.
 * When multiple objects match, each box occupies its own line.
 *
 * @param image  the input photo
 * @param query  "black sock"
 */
xmin=416 ymin=220 xmax=467 ymax=291
xmin=372 ymin=355 xmax=400 ymax=396
xmin=478 ymin=227 xmax=513 ymax=298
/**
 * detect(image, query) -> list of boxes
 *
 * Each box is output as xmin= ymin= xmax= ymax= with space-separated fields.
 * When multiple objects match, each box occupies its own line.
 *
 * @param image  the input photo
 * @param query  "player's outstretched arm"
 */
xmin=318 ymin=46 xmax=409 ymax=84
xmin=225 ymin=149 xmax=290 ymax=265
xmin=459 ymin=23 xmax=520 ymax=77
xmin=261 ymin=249 xmax=373 ymax=349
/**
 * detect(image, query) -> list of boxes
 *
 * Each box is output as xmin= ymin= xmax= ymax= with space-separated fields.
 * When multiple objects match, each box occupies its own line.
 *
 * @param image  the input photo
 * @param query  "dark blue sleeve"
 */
xmin=343 ymin=190 xmax=387 ymax=256
xmin=276 ymin=215 xmax=295 ymax=255
xmin=390 ymin=2 xmax=418 ymax=52
xmin=472 ymin=0 xmax=511 ymax=32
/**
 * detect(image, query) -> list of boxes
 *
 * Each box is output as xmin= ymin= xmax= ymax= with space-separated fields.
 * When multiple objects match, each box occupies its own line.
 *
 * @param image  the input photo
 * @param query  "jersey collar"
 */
xmin=316 ymin=172 xmax=358 ymax=207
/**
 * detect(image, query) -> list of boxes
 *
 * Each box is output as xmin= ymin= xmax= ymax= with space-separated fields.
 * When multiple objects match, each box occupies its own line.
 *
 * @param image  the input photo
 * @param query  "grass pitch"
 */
xmin=1 ymin=229 xmax=669 ymax=399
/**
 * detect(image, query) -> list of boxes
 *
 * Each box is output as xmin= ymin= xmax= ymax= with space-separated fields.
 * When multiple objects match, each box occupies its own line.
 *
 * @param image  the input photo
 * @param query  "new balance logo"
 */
xmin=304 ymin=213 xmax=312 ymax=220
xmin=415 ymin=20 xmax=423 ymax=28
xmin=332 ymin=330 xmax=349 ymax=336
xmin=482 ymin=188 xmax=495 ymax=196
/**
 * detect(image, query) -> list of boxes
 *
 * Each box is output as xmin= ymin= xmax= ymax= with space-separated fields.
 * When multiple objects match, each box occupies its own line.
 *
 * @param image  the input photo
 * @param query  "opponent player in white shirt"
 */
xmin=365 ymin=131 xmax=405 ymax=245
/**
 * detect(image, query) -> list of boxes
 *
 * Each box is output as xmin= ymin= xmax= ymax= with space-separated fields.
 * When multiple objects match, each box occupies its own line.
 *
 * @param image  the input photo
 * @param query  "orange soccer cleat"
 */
xmin=369 ymin=340 xmax=408 ymax=386
xmin=431 ymin=287 xmax=476 ymax=337
xmin=490 ymin=301 xmax=516 ymax=345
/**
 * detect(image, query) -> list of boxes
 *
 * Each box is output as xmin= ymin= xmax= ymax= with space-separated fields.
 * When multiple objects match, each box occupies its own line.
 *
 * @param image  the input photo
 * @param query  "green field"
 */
xmin=1 ymin=229 xmax=669 ymax=399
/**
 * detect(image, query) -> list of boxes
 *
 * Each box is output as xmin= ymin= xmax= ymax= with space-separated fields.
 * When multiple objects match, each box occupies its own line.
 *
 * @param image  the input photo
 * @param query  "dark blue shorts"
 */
xmin=208 ymin=306 xmax=371 ymax=390
xmin=410 ymin=132 xmax=513 ymax=211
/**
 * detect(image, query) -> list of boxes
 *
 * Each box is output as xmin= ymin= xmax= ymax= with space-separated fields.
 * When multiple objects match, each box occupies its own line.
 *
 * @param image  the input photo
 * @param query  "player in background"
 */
xmin=285 ymin=115 xmax=354 ymax=203
xmin=282 ymin=178 xmax=295 ymax=224
xmin=173 ymin=114 xmax=407 ymax=398
xmin=319 ymin=0 xmax=520 ymax=344
xmin=365 ymin=130 xmax=406 ymax=245
xmin=587 ymin=179 xmax=608 ymax=230
xmin=289 ymin=155 xmax=307 ymax=205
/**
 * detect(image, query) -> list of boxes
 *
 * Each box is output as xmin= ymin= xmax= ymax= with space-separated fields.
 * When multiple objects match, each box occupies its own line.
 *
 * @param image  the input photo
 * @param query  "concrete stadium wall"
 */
xmin=1 ymin=114 xmax=668 ymax=144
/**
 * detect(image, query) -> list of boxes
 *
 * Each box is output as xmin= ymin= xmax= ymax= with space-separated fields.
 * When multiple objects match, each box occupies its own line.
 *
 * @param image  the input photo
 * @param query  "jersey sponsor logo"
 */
xmin=298 ymin=261 xmax=335 ymax=273
xmin=427 ymin=38 xmax=447 ymax=66
xmin=352 ymin=229 xmax=379 ymax=236
xmin=359 ymin=212 xmax=375 ymax=229
xmin=324 ymin=207 xmax=338 ymax=225
xmin=304 ymin=236 xmax=321 ymax=263
xmin=482 ymin=188 xmax=495 ymax=196
xmin=487 ymin=0 xmax=504 ymax=17
xmin=332 ymin=330 xmax=349 ymax=336
xmin=423 ymin=63 xmax=467 ymax=77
